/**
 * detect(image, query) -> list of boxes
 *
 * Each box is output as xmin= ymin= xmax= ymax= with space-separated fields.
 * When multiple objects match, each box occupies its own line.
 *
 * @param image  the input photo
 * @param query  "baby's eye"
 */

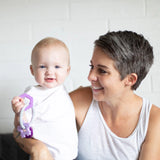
xmin=39 ymin=65 xmax=46 ymax=68
xmin=55 ymin=65 xmax=61 ymax=69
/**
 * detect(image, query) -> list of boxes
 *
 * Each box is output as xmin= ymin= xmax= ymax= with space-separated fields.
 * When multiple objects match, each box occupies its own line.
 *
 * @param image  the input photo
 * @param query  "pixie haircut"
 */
xmin=94 ymin=31 xmax=153 ymax=90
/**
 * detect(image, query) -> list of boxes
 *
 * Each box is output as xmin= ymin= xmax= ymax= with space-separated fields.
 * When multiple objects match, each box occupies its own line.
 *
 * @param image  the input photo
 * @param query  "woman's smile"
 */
xmin=91 ymin=85 xmax=104 ymax=94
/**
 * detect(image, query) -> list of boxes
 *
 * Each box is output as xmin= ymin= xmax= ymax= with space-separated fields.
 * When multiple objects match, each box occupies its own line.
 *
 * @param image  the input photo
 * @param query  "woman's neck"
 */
xmin=99 ymin=92 xmax=141 ymax=121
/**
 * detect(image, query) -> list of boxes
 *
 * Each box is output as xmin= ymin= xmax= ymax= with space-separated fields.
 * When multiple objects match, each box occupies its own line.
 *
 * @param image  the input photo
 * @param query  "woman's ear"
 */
xmin=30 ymin=65 xmax=34 ymax=76
xmin=125 ymin=73 xmax=138 ymax=87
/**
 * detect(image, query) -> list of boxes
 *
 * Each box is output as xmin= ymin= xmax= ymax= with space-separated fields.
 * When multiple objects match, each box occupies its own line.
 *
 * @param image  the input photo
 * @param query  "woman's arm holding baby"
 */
xmin=13 ymin=129 xmax=54 ymax=160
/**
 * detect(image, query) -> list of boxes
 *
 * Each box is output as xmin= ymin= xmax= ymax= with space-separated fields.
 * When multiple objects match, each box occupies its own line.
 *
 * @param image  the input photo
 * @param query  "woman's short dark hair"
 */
xmin=94 ymin=31 xmax=153 ymax=90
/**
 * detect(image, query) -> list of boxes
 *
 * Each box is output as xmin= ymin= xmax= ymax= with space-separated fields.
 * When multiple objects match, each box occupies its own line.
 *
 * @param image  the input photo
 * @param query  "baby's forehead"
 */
xmin=32 ymin=45 xmax=70 ymax=65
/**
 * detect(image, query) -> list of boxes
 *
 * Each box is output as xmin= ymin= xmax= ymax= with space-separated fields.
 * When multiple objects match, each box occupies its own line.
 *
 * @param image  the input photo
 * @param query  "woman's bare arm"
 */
xmin=13 ymin=129 xmax=54 ymax=160
xmin=69 ymin=86 xmax=92 ymax=131
xmin=139 ymin=105 xmax=160 ymax=160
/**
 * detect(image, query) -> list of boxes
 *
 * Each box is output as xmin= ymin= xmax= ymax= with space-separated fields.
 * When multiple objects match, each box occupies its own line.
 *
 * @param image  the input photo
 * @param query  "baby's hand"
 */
xmin=11 ymin=96 xmax=25 ymax=114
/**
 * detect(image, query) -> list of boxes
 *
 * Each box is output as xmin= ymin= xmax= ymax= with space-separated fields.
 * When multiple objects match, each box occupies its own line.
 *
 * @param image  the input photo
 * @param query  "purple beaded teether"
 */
xmin=17 ymin=123 xmax=33 ymax=138
xmin=17 ymin=93 xmax=34 ymax=138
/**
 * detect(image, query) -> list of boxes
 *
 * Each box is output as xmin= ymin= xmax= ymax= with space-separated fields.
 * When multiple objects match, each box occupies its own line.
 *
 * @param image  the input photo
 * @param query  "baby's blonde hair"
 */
xmin=31 ymin=37 xmax=70 ymax=65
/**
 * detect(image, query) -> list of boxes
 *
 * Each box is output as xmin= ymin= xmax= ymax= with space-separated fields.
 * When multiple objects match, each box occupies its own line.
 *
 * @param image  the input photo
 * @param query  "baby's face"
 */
xmin=30 ymin=45 xmax=70 ymax=89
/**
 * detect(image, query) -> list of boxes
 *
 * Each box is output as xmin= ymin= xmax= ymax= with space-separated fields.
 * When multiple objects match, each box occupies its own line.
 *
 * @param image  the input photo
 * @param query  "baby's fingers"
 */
xmin=11 ymin=97 xmax=24 ymax=113
xmin=11 ymin=96 xmax=22 ymax=105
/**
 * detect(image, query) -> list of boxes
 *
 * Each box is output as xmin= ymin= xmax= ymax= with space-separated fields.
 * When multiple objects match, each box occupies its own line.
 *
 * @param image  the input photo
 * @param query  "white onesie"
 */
xmin=24 ymin=85 xmax=78 ymax=160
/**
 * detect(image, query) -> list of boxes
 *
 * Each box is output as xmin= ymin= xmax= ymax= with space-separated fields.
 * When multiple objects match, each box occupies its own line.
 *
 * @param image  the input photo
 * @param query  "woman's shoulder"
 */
xmin=69 ymin=86 xmax=93 ymax=130
xmin=140 ymin=104 xmax=160 ymax=158
xmin=145 ymin=104 xmax=160 ymax=144
xmin=70 ymin=86 xmax=93 ymax=110
xmin=70 ymin=86 xmax=92 ymax=101
xmin=149 ymin=104 xmax=160 ymax=129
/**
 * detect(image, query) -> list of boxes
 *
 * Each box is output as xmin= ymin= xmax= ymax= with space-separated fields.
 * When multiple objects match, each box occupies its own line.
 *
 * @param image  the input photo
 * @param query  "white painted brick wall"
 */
xmin=0 ymin=0 xmax=160 ymax=133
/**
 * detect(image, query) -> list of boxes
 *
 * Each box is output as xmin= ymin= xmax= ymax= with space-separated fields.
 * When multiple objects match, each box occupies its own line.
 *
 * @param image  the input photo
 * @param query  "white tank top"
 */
xmin=76 ymin=98 xmax=152 ymax=160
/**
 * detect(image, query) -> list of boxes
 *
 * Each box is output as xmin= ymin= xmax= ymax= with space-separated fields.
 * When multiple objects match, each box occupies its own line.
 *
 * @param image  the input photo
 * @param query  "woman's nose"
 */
xmin=88 ymin=69 xmax=97 ymax=82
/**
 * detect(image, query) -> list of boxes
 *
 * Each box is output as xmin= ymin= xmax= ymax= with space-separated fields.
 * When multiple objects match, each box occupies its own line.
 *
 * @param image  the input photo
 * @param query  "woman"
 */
xmin=13 ymin=31 xmax=160 ymax=160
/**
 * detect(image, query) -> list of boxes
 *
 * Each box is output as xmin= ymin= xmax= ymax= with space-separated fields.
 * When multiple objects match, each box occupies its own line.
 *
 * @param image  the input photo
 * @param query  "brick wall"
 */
xmin=0 ymin=0 xmax=159 ymax=133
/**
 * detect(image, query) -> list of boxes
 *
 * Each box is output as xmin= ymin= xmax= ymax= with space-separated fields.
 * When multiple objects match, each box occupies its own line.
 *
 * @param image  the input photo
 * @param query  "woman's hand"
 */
xmin=13 ymin=129 xmax=54 ymax=160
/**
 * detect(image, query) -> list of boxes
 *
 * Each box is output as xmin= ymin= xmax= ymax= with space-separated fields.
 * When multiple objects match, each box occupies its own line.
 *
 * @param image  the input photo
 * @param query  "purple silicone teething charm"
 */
xmin=17 ymin=93 xmax=34 ymax=138
xmin=17 ymin=123 xmax=33 ymax=138
xmin=20 ymin=93 xmax=33 ymax=111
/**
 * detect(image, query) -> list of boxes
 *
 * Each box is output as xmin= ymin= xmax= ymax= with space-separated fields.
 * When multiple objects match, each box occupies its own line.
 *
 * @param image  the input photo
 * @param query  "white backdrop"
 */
xmin=0 ymin=0 xmax=160 ymax=133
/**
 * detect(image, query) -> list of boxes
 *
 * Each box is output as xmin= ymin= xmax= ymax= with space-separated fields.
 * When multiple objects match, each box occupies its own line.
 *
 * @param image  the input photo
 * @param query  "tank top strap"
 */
xmin=136 ymin=98 xmax=152 ymax=144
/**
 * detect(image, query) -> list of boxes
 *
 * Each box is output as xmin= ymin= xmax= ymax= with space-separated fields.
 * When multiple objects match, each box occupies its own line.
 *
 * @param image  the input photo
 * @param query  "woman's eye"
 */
xmin=89 ymin=64 xmax=94 ymax=69
xmin=39 ymin=65 xmax=46 ymax=68
xmin=98 ymin=68 xmax=107 ymax=74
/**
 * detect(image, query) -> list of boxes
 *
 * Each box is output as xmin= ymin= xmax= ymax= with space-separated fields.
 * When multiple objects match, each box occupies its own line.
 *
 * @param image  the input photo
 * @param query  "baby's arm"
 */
xmin=12 ymin=97 xmax=54 ymax=160
xmin=11 ymin=96 xmax=26 ymax=127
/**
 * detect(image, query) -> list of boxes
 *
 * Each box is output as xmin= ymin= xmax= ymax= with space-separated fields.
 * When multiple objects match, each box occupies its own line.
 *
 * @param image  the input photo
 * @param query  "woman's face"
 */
xmin=88 ymin=46 xmax=127 ymax=102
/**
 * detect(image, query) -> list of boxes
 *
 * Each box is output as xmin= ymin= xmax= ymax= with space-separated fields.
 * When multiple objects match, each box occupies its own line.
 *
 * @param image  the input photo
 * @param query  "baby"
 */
xmin=12 ymin=37 xmax=78 ymax=160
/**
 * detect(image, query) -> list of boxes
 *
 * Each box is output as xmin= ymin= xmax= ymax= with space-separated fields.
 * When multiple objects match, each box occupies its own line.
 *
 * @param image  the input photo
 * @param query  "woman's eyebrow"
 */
xmin=90 ymin=60 xmax=109 ymax=69
xmin=97 ymin=64 xmax=109 ymax=69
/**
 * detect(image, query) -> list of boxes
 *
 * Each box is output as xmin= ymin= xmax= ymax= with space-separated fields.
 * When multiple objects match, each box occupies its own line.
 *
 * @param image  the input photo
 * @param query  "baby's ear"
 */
xmin=30 ymin=65 xmax=34 ymax=76
xmin=67 ymin=66 xmax=71 ymax=74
